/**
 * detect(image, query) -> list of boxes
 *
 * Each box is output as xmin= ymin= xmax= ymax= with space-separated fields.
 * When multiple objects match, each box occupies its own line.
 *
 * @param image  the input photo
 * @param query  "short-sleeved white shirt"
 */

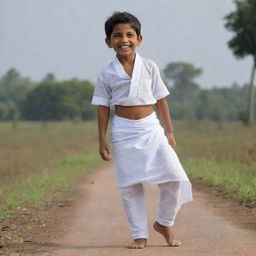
xmin=91 ymin=52 xmax=170 ymax=110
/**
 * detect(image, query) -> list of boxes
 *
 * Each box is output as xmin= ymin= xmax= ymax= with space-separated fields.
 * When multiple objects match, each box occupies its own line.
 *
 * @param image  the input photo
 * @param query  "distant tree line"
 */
xmin=22 ymin=78 xmax=95 ymax=121
xmin=163 ymin=62 xmax=255 ymax=123
xmin=0 ymin=66 xmax=255 ymax=123
xmin=0 ymin=69 xmax=97 ymax=121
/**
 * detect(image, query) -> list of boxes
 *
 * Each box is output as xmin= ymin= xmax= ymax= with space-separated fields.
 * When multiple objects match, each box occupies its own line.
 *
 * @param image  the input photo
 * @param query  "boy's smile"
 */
xmin=105 ymin=23 xmax=142 ymax=60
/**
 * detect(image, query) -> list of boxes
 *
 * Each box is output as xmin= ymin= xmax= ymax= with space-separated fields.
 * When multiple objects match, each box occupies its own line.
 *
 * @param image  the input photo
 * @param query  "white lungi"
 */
xmin=110 ymin=110 xmax=193 ymax=239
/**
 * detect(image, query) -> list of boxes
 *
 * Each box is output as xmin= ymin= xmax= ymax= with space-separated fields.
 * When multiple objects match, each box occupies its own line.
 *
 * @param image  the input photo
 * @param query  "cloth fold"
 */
xmin=110 ymin=110 xmax=193 ymax=205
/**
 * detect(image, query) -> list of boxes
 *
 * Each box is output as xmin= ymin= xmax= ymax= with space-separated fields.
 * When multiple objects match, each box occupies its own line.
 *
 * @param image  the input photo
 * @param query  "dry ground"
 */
xmin=5 ymin=162 xmax=255 ymax=256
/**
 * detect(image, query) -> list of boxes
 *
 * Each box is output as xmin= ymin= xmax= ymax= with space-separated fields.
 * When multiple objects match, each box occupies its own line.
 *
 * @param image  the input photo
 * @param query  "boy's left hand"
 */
xmin=165 ymin=131 xmax=176 ymax=149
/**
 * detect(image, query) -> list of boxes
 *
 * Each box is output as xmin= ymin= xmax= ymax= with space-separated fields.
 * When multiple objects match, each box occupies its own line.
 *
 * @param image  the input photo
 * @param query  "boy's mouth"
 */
xmin=120 ymin=45 xmax=131 ymax=49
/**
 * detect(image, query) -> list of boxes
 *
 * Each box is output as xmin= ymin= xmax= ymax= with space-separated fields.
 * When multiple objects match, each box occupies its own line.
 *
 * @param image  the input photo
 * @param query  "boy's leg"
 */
xmin=154 ymin=181 xmax=182 ymax=246
xmin=157 ymin=181 xmax=181 ymax=226
xmin=120 ymin=183 xmax=148 ymax=248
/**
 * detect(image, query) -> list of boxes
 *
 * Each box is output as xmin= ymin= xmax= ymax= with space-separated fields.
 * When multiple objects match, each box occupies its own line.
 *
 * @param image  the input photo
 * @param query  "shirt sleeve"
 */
xmin=151 ymin=61 xmax=170 ymax=100
xmin=91 ymin=73 xmax=111 ymax=107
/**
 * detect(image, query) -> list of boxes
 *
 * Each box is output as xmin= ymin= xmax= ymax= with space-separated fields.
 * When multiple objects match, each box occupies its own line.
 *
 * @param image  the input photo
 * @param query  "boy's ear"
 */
xmin=105 ymin=37 xmax=112 ymax=48
xmin=137 ymin=34 xmax=143 ymax=46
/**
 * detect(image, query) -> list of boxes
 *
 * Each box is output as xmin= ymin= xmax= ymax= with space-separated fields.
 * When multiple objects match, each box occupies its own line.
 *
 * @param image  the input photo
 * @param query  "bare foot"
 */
xmin=153 ymin=221 xmax=182 ymax=246
xmin=128 ymin=238 xmax=147 ymax=249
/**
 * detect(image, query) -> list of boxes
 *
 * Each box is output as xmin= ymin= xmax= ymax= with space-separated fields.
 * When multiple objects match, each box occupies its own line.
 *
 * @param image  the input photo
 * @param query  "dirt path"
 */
xmin=36 ymin=163 xmax=256 ymax=256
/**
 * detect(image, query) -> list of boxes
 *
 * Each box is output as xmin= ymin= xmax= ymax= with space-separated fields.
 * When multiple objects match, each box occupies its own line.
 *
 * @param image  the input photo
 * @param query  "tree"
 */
xmin=0 ymin=102 xmax=10 ymax=120
xmin=21 ymin=80 xmax=96 ymax=121
xmin=224 ymin=0 xmax=256 ymax=124
xmin=163 ymin=62 xmax=202 ymax=101
xmin=195 ymin=89 xmax=229 ymax=122
xmin=0 ymin=68 xmax=21 ymax=101
xmin=0 ymin=68 xmax=32 ymax=120
xmin=42 ymin=73 xmax=56 ymax=82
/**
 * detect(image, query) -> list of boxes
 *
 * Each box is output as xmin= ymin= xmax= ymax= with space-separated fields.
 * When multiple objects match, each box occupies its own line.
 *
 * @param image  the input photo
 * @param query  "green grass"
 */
xmin=0 ymin=153 xmax=101 ymax=219
xmin=0 ymin=120 xmax=107 ymax=219
xmin=0 ymin=119 xmax=255 ymax=220
xmin=172 ymin=120 xmax=256 ymax=207
xmin=184 ymin=158 xmax=256 ymax=207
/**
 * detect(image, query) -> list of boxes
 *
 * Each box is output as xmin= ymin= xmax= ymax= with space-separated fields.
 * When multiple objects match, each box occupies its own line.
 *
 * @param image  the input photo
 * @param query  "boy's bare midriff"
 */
xmin=115 ymin=104 xmax=154 ymax=120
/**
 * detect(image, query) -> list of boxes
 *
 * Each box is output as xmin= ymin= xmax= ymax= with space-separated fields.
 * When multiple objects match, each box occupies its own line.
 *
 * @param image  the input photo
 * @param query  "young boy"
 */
xmin=91 ymin=11 xmax=193 ymax=249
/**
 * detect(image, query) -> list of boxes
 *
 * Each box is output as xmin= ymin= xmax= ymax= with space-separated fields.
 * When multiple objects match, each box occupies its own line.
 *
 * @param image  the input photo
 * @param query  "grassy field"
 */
xmin=172 ymin=120 xmax=256 ymax=207
xmin=0 ymin=120 xmax=106 ymax=219
xmin=0 ymin=119 xmax=255 ymax=220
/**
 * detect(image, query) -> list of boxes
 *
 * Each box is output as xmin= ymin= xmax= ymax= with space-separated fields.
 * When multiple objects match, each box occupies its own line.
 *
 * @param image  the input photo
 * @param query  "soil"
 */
xmin=1 ymin=163 xmax=256 ymax=256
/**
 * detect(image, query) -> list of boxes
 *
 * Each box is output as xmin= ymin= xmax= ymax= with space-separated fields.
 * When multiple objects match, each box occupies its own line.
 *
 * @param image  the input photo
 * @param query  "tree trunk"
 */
xmin=248 ymin=58 xmax=256 ymax=125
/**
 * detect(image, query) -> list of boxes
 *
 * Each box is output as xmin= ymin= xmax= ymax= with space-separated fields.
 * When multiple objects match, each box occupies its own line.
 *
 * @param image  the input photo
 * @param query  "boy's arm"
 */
xmin=155 ymin=98 xmax=176 ymax=149
xmin=98 ymin=105 xmax=112 ymax=161
xmin=98 ymin=105 xmax=110 ymax=139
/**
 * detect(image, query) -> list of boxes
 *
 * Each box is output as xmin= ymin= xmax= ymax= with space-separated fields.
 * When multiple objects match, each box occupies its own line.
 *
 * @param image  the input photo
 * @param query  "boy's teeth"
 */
xmin=121 ymin=45 xmax=129 ymax=49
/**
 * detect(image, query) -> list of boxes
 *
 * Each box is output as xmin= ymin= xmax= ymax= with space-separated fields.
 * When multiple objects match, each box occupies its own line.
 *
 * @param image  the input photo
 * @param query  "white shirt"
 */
xmin=91 ymin=52 xmax=170 ymax=110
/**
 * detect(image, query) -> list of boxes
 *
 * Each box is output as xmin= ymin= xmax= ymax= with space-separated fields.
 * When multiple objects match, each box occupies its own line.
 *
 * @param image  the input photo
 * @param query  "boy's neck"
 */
xmin=116 ymin=52 xmax=136 ymax=66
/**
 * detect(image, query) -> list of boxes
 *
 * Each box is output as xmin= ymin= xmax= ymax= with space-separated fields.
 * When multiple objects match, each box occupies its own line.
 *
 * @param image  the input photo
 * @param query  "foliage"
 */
xmin=224 ymin=0 xmax=256 ymax=124
xmin=0 ymin=68 xmax=34 ymax=120
xmin=21 ymin=80 xmax=96 ymax=121
xmin=224 ymin=0 xmax=256 ymax=59
xmin=0 ymin=69 xmax=96 ymax=121
xmin=42 ymin=72 xmax=56 ymax=82
xmin=163 ymin=62 xmax=255 ymax=122
xmin=163 ymin=62 xmax=201 ymax=102
xmin=0 ymin=65 xmax=255 ymax=122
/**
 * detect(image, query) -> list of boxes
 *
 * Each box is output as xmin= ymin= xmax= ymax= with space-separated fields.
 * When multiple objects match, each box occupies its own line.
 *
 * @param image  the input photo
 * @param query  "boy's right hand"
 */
xmin=99 ymin=140 xmax=112 ymax=161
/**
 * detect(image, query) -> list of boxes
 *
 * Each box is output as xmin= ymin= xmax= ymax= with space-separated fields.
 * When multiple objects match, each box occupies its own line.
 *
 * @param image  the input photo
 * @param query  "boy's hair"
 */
xmin=105 ymin=11 xmax=141 ymax=39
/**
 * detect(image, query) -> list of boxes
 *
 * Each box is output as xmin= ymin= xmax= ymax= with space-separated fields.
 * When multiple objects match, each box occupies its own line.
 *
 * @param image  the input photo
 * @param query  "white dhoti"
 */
xmin=110 ymin=110 xmax=193 ymax=239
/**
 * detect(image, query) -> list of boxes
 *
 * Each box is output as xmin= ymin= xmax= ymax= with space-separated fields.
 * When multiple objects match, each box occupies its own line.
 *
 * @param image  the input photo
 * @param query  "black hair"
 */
xmin=105 ymin=11 xmax=141 ymax=39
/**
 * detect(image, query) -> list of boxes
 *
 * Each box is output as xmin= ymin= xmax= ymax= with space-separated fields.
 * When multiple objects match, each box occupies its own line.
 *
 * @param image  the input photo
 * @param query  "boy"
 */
xmin=91 ymin=11 xmax=193 ymax=249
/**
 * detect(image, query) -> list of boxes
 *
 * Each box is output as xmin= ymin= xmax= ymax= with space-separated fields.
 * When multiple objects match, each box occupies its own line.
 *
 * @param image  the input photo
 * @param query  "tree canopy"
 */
xmin=224 ymin=0 xmax=256 ymax=59
xmin=0 ymin=66 xmax=255 ymax=123
xmin=22 ymin=80 xmax=95 ymax=121
xmin=224 ymin=0 xmax=256 ymax=124
xmin=163 ymin=62 xmax=201 ymax=101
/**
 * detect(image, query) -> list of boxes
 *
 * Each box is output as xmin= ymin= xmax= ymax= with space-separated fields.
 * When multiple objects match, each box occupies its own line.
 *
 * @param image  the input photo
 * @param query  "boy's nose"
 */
xmin=120 ymin=36 xmax=129 ymax=42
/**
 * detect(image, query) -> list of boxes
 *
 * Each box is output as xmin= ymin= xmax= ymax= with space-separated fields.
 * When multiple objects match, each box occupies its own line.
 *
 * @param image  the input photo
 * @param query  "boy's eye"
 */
xmin=113 ymin=34 xmax=120 ymax=38
xmin=112 ymin=32 xmax=135 ymax=39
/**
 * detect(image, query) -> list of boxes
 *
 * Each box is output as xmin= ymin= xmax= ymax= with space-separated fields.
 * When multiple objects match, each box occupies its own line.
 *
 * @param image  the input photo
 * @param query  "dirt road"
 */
xmin=38 ymin=163 xmax=256 ymax=256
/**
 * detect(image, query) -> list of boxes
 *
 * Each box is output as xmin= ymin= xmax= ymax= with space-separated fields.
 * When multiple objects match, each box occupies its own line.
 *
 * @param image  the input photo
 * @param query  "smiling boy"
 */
xmin=105 ymin=22 xmax=142 ymax=78
xmin=91 ymin=12 xmax=193 ymax=249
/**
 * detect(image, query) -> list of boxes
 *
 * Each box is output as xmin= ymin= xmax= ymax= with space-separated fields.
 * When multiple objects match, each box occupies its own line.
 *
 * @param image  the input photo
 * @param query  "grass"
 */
xmin=172 ymin=120 xmax=256 ymax=207
xmin=0 ymin=119 xmax=255 ymax=220
xmin=1 ymin=153 xmax=100 ymax=219
xmin=184 ymin=159 xmax=256 ymax=207
xmin=0 ymin=120 xmax=108 ymax=218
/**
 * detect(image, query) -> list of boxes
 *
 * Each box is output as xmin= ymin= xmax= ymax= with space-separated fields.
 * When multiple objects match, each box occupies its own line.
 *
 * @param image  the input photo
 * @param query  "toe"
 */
xmin=128 ymin=242 xmax=139 ymax=249
xmin=168 ymin=240 xmax=181 ymax=247
xmin=128 ymin=243 xmax=135 ymax=249
xmin=176 ymin=240 xmax=182 ymax=246
xmin=174 ymin=241 xmax=182 ymax=246
xmin=128 ymin=239 xmax=147 ymax=249
xmin=137 ymin=243 xmax=145 ymax=249
xmin=133 ymin=244 xmax=138 ymax=249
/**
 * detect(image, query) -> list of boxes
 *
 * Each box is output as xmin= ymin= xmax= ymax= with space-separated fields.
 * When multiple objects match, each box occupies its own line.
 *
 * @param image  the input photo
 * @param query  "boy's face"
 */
xmin=105 ymin=23 xmax=142 ymax=58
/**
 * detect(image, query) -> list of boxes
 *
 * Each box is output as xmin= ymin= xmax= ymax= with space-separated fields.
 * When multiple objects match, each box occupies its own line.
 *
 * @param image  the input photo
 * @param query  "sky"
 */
xmin=0 ymin=0 xmax=253 ymax=88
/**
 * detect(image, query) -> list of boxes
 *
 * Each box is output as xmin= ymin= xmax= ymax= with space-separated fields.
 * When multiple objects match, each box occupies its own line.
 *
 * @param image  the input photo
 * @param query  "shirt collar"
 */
xmin=113 ymin=52 xmax=142 ymax=79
